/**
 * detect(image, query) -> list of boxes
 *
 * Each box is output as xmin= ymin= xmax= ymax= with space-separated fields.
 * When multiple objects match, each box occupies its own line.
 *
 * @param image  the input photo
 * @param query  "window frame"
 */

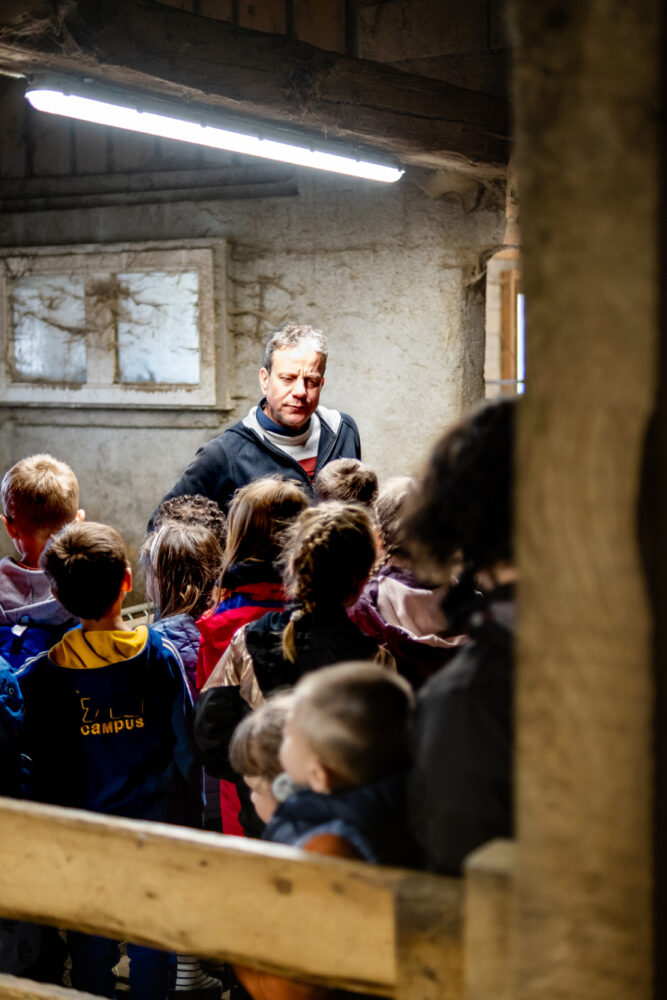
xmin=0 ymin=239 xmax=226 ymax=409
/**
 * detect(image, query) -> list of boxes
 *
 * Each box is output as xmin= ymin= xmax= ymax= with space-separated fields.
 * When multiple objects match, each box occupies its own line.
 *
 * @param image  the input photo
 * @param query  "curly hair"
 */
xmin=151 ymin=494 xmax=227 ymax=547
xmin=278 ymin=502 xmax=377 ymax=661
xmin=406 ymin=398 xmax=516 ymax=575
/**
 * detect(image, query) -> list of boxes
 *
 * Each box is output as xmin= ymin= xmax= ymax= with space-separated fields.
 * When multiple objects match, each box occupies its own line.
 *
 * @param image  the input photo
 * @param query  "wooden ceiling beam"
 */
xmin=0 ymin=0 xmax=509 ymax=174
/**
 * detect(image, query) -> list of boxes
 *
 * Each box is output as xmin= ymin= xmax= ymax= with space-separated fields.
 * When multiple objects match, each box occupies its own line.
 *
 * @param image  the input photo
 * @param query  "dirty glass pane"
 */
xmin=10 ymin=276 xmax=87 ymax=382
xmin=116 ymin=271 xmax=200 ymax=384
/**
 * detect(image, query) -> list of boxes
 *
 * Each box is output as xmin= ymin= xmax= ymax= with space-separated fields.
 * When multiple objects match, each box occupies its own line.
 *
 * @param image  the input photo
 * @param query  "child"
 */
xmin=141 ymin=520 xmax=225 ymax=1000
xmin=195 ymin=503 xmax=391 ymax=813
xmin=142 ymin=521 xmax=224 ymax=697
xmin=151 ymin=493 xmax=227 ymax=549
xmin=0 ymin=454 xmax=84 ymax=669
xmin=195 ymin=477 xmax=308 ymax=837
xmin=196 ymin=478 xmax=308 ymax=689
xmin=406 ymin=398 xmax=516 ymax=875
xmin=228 ymin=692 xmax=293 ymax=826
xmin=313 ymin=458 xmax=378 ymax=508
xmin=17 ymin=521 xmax=200 ymax=1000
xmin=349 ymin=476 xmax=466 ymax=688
xmin=231 ymin=664 xmax=418 ymax=1000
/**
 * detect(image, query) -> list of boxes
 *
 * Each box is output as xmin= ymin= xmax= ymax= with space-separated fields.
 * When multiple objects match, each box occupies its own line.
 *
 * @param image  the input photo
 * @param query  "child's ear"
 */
xmin=308 ymin=757 xmax=333 ymax=794
xmin=1 ymin=514 xmax=17 ymax=540
xmin=75 ymin=509 xmax=86 ymax=522
xmin=121 ymin=564 xmax=133 ymax=593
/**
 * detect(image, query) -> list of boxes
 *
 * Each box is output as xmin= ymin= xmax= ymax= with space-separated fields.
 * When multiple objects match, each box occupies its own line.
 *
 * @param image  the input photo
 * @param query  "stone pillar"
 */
xmin=508 ymin=1 xmax=660 ymax=997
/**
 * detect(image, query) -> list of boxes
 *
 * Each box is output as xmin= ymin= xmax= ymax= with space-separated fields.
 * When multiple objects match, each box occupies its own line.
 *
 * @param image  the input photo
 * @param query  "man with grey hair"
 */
xmin=153 ymin=323 xmax=360 ymax=515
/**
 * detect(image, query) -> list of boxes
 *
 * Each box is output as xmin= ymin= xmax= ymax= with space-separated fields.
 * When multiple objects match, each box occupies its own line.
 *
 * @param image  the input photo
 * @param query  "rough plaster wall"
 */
xmin=0 ymin=173 xmax=503 ymax=593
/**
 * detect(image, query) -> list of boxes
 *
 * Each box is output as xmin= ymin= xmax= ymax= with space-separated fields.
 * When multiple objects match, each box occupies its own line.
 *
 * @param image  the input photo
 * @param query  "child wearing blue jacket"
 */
xmin=18 ymin=521 xmax=200 ymax=1000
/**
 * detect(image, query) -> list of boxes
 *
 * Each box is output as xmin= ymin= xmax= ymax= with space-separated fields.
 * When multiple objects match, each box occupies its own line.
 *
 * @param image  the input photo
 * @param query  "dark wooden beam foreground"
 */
xmin=0 ymin=0 xmax=509 ymax=174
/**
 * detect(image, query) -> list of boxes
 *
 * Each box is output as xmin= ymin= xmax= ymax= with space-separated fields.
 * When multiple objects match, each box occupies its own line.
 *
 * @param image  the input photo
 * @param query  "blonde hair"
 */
xmin=141 ymin=522 xmax=223 ymax=619
xmin=314 ymin=459 xmax=378 ymax=507
xmin=278 ymin=502 xmax=377 ymax=662
xmin=229 ymin=692 xmax=293 ymax=781
xmin=219 ymin=477 xmax=308 ymax=592
xmin=290 ymin=662 xmax=414 ymax=789
xmin=2 ymin=454 xmax=79 ymax=536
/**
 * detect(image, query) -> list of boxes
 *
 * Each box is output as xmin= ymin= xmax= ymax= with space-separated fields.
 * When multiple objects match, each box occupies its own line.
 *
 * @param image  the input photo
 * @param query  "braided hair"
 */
xmin=277 ymin=502 xmax=377 ymax=662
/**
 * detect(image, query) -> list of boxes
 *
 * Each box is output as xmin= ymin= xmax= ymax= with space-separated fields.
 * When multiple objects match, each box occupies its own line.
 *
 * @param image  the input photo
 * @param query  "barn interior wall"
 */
xmin=0 ymin=163 xmax=504 ymax=595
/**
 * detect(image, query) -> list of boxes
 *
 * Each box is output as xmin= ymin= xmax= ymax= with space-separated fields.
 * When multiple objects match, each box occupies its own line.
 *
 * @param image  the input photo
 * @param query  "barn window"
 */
xmin=0 ymin=240 xmax=224 ymax=408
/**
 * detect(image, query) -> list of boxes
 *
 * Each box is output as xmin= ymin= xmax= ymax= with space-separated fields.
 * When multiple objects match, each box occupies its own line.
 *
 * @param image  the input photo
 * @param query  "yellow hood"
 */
xmin=51 ymin=626 xmax=149 ymax=669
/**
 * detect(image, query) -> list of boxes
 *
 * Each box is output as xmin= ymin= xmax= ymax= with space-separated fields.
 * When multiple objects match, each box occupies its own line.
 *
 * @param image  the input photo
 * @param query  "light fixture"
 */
xmin=25 ymin=77 xmax=404 ymax=184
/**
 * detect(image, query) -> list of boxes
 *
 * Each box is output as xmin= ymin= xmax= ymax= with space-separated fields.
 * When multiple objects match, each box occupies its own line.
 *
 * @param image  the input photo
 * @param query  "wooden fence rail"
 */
xmin=0 ymin=798 xmax=466 ymax=1000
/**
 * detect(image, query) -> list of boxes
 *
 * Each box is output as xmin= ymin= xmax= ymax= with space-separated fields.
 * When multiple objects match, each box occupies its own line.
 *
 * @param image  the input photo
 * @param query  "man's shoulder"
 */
xmin=317 ymin=406 xmax=358 ymax=434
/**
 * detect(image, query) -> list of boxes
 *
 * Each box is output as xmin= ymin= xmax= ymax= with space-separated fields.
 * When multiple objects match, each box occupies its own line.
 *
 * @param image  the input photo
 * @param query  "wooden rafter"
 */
xmin=0 ymin=0 xmax=509 ymax=174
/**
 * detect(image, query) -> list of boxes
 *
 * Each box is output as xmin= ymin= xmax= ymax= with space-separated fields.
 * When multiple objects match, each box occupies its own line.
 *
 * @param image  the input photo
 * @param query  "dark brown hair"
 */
xmin=314 ymin=458 xmax=378 ymax=507
xmin=406 ymin=398 xmax=516 ymax=575
xmin=290 ymin=662 xmax=414 ymax=789
xmin=152 ymin=494 xmax=227 ymax=547
xmin=41 ymin=521 xmax=128 ymax=621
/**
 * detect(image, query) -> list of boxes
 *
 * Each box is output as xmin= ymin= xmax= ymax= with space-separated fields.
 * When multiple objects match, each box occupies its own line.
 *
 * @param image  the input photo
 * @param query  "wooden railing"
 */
xmin=0 ymin=798 xmax=514 ymax=1000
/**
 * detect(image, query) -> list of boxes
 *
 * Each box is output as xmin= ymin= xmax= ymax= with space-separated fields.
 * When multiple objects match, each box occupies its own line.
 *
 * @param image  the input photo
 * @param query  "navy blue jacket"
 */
xmin=17 ymin=628 xmax=201 ymax=825
xmin=153 ymin=403 xmax=360 ymax=516
xmin=263 ymin=771 xmax=420 ymax=868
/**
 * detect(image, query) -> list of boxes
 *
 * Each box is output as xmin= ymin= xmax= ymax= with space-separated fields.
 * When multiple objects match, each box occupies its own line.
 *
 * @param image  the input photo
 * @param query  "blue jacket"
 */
xmin=151 ymin=613 xmax=200 ymax=699
xmin=17 ymin=628 xmax=201 ymax=825
xmin=153 ymin=403 xmax=361 ymax=516
xmin=263 ymin=771 xmax=420 ymax=868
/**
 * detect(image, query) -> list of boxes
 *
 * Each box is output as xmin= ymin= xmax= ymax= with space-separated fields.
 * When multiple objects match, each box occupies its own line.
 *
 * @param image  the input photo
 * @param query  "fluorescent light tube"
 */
xmin=25 ymin=85 xmax=404 ymax=184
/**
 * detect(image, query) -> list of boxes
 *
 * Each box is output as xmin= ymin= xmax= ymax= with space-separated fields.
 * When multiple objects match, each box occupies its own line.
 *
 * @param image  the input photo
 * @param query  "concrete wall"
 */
xmin=0 ymin=170 xmax=504 ymax=594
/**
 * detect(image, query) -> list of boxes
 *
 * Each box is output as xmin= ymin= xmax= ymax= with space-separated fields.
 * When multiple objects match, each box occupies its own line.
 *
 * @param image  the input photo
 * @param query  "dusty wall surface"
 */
xmin=0 ymin=172 xmax=503 ymax=591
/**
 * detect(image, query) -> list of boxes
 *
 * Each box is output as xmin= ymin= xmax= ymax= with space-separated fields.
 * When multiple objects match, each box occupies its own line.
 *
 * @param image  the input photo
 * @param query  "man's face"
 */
xmin=259 ymin=345 xmax=325 ymax=431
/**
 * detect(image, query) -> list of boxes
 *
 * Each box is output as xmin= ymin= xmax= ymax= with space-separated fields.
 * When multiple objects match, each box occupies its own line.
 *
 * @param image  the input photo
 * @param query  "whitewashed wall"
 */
xmin=0 ymin=171 xmax=504 ymax=593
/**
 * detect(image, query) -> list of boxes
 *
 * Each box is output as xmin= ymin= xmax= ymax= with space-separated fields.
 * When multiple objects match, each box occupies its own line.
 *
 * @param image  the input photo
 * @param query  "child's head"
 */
xmin=406 ymin=398 xmax=516 ymax=578
xmin=279 ymin=663 xmax=414 ymax=794
xmin=41 ymin=521 xmax=130 ymax=622
xmin=221 ymin=477 xmax=308 ymax=585
xmin=374 ymin=476 xmax=417 ymax=566
xmin=314 ymin=459 xmax=379 ymax=508
xmin=229 ymin=692 xmax=293 ymax=823
xmin=280 ymin=501 xmax=376 ymax=610
xmin=140 ymin=522 xmax=223 ymax=619
xmin=151 ymin=493 xmax=227 ymax=547
xmin=1 ymin=454 xmax=82 ymax=565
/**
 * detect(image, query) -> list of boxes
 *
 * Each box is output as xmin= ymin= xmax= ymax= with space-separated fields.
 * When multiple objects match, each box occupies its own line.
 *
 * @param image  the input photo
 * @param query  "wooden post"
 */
xmin=394 ymin=872 xmax=463 ymax=1000
xmin=509 ymin=0 xmax=660 ymax=997
xmin=463 ymin=840 xmax=516 ymax=1000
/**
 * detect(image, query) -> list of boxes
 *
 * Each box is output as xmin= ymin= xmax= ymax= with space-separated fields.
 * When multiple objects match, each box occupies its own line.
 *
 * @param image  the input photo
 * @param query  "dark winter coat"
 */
xmin=264 ymin=771 xmax=420 ymax=868
xmin=152 ymin=403 xmax=360 ymax=518
xmin=408 ymin=584 xmax=514 ymax=875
